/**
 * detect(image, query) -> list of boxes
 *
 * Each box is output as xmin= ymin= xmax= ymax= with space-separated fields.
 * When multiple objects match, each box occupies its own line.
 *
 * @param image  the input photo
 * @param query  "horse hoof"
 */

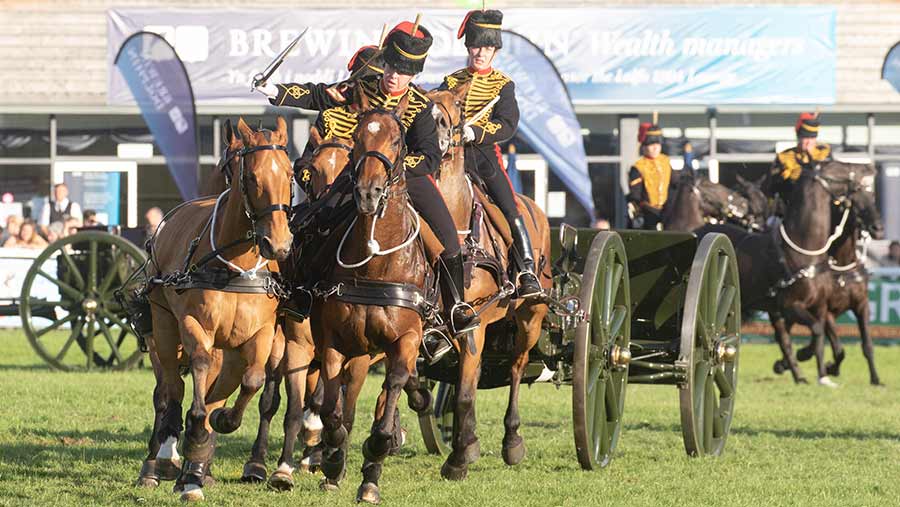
xmin=871 ymin=380 xmax=885 ymax=387
xmin=440 ymin=461 xmax=468 ymax=481
xmin=825 ymin=362 xmax=841 ymax=377
xmin=818 ymin=376 xmax=840 ymax=389
xmin=268 ymin=471 xmax=294 ymax=492
xmin=179 ymin=484 xmax=204 ymax=502
xmin=772 ymin=360 xmax=785 ymax=375
xmin=241 ymin=461 xmax=267 ymax=483
xmin=201 ymin=473 xmax=215 ymax=488
xmin=319 ymin=477 xmax=340 ymax=492
xmin=796 ymin=347 xmax=814 ymax=362
xmin=208 ymin=408 xmax=239 ymax=435
xmin=502 ymin=437 xmax=526 ymax=466
xmin=357 ymin=482 xmax=381 ymax=504
xmin=157 ymin=458 xmax=182 ymax=482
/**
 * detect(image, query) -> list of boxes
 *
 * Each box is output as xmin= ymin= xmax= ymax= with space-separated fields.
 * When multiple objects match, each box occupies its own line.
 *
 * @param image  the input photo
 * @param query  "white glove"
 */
xmin=254 ymin=82 xmax=279 ymax=99
xmin=463 ymin=125 xmax=476 ymax=143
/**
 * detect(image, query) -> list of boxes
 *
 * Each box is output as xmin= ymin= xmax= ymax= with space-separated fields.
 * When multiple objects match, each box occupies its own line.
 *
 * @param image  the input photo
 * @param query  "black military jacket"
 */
xmin=438 ymin=68 xmax=519 ymax=147
xmin=269 ymin=76 xmax=440 ymax=177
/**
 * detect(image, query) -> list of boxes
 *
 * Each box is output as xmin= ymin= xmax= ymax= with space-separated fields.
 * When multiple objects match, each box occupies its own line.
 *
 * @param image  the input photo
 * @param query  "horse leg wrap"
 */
xmin=360 ymin=460 xmax=383 ymax=485
xmin=176 ymin=460 xmax=208 ymax=488
xmin=182 ymin=432 xmax=213 ymax=464
xmin=362 ymin=437 xmax=390 ymax=464
xmin=321 ymin=447 xmax=346 ymax=481
xmin=136 ymin=459 xmax=160 ymax=488
xmin=407 ymin=387 xmax=432 ymax=415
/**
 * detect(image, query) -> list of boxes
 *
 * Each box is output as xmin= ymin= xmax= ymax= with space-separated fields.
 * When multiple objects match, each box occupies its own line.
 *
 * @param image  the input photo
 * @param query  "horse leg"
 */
xmin=788 ymin=303 xmax=833 ymax=386
xmin=269 ymin=322 xmax=314 ymax=491
xmin=174 ymin=318 xmax=217 ymax=502
xmin=854 ymin=302 xmax=882 ymax=386
xmin=357 ymin=331 xmax=418 ymax=505
xmin=137 ymin=347 xmax=167 ymax=488
xmin=319 ymin=345 xmax=348 ymax=491
xmin=441 ymin=327 xmax=485 ymax=481
xmin=770 ymin=313 xmax=807 ymax=384
xmin=823 ymin=313 xmax=846 ymax=377
xmin=300 ymin=368 xmax=324 ymax=473
xmin=504 ymin=304 xmax=548 ymax=466
xmin=242 ymin=327 xmax=285 ymax=483
xmin=208 ymin=326 xmax=275 ymax=434
xmin=144 ymin=311 xmax=185 ymax=486
xmin=772 ymin=319 xmax=795 ymax=374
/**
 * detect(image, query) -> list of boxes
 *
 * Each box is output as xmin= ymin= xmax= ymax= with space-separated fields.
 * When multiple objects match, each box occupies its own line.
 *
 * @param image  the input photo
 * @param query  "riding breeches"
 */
xmin=407 ymin=174 xmax=461 ymax=259
xmin=467 ymin=144 xmax=518 ymax=221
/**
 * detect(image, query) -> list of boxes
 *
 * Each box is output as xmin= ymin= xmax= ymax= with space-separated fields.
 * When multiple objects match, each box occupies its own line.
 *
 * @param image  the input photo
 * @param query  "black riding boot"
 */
xmin=439 ymin=253 xmax=480 ymax=334
xmin=511 ymin=215 xmax=543 ymax=298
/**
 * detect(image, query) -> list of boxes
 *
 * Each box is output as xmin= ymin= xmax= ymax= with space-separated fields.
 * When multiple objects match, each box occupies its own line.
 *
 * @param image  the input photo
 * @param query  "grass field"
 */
xmin=0 ymin=329 xmax=898 ymax=507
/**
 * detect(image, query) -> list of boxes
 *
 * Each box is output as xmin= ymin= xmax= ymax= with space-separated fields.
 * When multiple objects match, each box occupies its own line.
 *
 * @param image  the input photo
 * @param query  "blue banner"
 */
xmin=108 ymin=7 xmax=836 ymax=105
xmin=497 ymin=31 xmax=593 ymax=216
xmin=882 ymin=41 xmax=900 ymax=94
xmin=114 ymin=32 xmax=200 ymax=200
xmin=63 ymin=172 xmax=121 ymax=225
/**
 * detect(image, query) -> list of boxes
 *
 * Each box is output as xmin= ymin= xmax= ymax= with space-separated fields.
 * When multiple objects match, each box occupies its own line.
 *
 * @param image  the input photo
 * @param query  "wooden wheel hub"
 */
xmin=610 ymin=345 xmax=631 ymax=368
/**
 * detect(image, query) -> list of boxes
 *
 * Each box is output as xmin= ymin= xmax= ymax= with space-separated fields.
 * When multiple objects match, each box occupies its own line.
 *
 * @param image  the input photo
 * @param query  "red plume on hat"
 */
xmin=638 ymin=122 xmax=652 ymax=144
xmin=795 ymin=112 xmax=820 ymax=139
xmin=389 ymin=21 xmax=425 ymax=39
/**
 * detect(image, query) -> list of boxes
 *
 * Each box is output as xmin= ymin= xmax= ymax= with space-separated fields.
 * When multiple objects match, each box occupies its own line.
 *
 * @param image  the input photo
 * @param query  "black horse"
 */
xmin=662 ymin=168 xmax=754 ymax=232
xmin=696 ymin=162 xmax=880 ymax=384
xmin=777 ymin=173 xmax=884 ymax=385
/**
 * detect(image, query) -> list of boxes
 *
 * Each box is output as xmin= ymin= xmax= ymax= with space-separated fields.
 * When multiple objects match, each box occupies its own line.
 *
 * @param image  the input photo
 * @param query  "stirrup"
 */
xmin=421 ymin=328 xmax=454 ymax=365
xmin=515 ymin=270 xmax=543 ymax=299
xmin=449 ymin=302 xmax=479 ymax=335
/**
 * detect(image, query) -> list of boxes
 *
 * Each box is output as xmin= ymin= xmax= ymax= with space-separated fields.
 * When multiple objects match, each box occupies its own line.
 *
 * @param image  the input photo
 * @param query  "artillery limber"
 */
xmin=418 ymin=225 xmax=741 ymax=468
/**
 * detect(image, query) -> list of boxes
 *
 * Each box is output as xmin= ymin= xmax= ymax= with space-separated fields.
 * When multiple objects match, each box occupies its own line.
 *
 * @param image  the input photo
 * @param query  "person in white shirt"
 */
xmin=40 ymin=183 xmax=82 ymax=227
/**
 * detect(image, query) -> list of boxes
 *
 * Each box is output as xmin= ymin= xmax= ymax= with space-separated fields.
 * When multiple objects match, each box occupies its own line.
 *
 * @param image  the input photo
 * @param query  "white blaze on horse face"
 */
xmin=271 ymin=158 xmax=279 ymax=175
xmin=367 ymin=121 xmax=381 ymax=134
xmin=327 ymin=151 xmax=337 ymax=171
xmin=157 ymin=436 xmax=180 ymax=461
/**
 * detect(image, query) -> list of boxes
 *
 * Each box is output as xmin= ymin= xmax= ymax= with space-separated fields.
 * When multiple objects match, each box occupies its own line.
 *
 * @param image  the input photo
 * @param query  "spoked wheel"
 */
xmin=418 ymin=379 xmax=455 ymax=455
xmin=19 ymin=231 xmax=147 ymax=371
xmin=572 ymin=232 xmax=631 ymax=470
xmin=678 ymin=233 xmax=740 ymax=457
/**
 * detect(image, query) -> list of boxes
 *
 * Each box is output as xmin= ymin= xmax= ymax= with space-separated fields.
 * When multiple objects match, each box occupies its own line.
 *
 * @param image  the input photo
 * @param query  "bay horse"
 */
xmin=428 ymin=89 xmax=551 ymax=481
xmin=697 ymin=162 xmax=878 ymax=385
xmin=141 ymin=117 xmax=293 ymax=501
xmin=312 ymin=98 xmax=436 ymax=504
xmin=778 ymin=168 xmax=884 ymax=385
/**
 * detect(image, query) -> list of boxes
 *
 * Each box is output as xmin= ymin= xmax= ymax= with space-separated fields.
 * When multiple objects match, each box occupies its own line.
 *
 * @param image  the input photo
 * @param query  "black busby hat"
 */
xmin=458 ymin=10 xmax=503 ymax=49
xmin=382 ymin=21 xmax=433 ymax=75
xmin=347 ymin=45 xmax=383 ymax=75
xmin=639 ymin=122 xmax=663 ymax=146
xmin=795 ymin=112 xmax=820 ymax=139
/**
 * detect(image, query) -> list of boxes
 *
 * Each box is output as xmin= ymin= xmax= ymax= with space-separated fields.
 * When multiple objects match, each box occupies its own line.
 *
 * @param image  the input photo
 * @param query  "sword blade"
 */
xmin=254 ymin=27 xmax=309 ymax=87
xmin=464 ymin=96 xmax=501 ymax=128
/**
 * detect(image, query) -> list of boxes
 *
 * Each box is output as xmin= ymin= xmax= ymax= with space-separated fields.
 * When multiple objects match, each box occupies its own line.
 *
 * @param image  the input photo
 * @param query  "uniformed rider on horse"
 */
xmin=254 ymin=21 xmax=480 ymax=334
xmin=437 ymin=9 xmax=543 ymax=299
xmin=628 ymin=122 xmax=673 ymax=230
xmin=764 ymin=112 xmax=833 ymax=212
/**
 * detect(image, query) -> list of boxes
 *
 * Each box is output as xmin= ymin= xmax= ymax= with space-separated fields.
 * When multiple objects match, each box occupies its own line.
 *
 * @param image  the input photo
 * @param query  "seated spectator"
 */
xmin=63 ymin=217 xmax=82 ymax=237
xmin=46 ymin=221 xmax=65 ymax=243
xmin=4 ymin=220 xmax=48 ymax=249
xmin=886 ymin=241 xmax=900 ymax=266
xmin=82 ymin=209 xmax=102 ymax=227
xmin=0 ymin=215 xmax=22 ymax=246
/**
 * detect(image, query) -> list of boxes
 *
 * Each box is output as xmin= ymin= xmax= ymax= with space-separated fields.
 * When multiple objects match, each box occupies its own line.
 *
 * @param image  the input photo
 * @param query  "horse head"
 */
xmin=234 ymin=116 xmax=294 ymax=261
xmin=819 ymin=162 xmax=884 ymax=239
xmin=734 ymin=174 xmax=769 ymax=230
xmin=427 ymin=85 xmax=467 ymax=157
xmin=350 ymin=95 xmax=409 ymax=216
xmin=300 ymin=127 xmax=354 ymax=200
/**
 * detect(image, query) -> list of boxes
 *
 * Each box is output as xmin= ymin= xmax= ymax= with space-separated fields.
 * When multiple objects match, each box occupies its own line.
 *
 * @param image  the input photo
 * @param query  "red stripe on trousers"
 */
xmin=493 ymin=144 xmax=516 ymax=193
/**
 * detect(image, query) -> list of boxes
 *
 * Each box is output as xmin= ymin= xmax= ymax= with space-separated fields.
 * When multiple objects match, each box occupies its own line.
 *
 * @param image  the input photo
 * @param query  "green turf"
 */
xmin=0 ymin=329 xmax=897 ymax=507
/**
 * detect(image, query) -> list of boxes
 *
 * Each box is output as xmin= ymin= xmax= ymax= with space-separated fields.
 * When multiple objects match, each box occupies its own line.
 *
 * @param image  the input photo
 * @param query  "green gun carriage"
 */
xmin=0 ymin=229 xmax=147 ymax=371
xmin=417 ymin=226 xmax=741 ymax=468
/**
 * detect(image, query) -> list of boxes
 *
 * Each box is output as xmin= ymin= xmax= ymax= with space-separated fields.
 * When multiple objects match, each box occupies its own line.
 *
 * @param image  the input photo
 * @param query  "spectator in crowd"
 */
xmin=145 ymin=206 xmax=164 ymax=236
xmin=39 ymin=183 xmax=82 ymax=227
xmin=593 ymin=218 xmax=611 ymax=230
xmin=83 ymin=209 xmax=102 ymax=227
xmin=64 ymin=217 xmax=82 ymax=237
xmin=46 ymin=221 xmax=65 ymax=243
xmin=3 ymin=220 xmax=48 ymax=249
xmin=0 ymin=215 xmax=22 ymax=245
xmin=886 ymin=241 xmax=900 ymax=266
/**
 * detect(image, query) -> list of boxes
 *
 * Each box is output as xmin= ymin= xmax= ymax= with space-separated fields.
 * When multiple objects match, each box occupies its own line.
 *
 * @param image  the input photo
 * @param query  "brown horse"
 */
xmin=241 ymin=130 xmax=357 ymax=490
xmin=428 ymin=89 xmax=551 ymax=481
xmin=142 ymin=117 xmax=293 ymax=501
xmin=312 ymin=99 xmax=435 ymax=504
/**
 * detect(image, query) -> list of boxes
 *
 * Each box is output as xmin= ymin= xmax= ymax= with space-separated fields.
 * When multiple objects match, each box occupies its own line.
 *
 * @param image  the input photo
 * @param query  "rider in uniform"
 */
xmin=627 ymin=122 xmax=672 ymax=230
xmin=255 ymin=21 xmax=479 ymax=333
xmin=765 ymin=112 xmax=832 ymax=206
xmin=437 ymin=9 xmax=542 ymax=298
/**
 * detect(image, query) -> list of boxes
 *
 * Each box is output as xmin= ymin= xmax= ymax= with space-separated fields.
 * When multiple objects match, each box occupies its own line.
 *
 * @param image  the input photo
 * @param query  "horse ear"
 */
xmin=394 ymin=92 xmax=411 ymax=119
xmin=735 ymin=174 xmax=747 ymax=185
xmin=274 ymin=116 xmax=288 ymax=144
xmin=351 ymin=83 xmax=371 ymax=113
xmin=308 ymin=126 xmax=323 ymax=149
xmin=452 ymin=81 xmax=471 ymax=102
xmin=236 ymin=117 xmax=254 ymax=145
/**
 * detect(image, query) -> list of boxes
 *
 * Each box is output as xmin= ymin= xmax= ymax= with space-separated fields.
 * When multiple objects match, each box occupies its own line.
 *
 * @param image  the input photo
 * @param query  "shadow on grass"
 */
xmin=622 ymin=420 xmax=900 ymax=442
